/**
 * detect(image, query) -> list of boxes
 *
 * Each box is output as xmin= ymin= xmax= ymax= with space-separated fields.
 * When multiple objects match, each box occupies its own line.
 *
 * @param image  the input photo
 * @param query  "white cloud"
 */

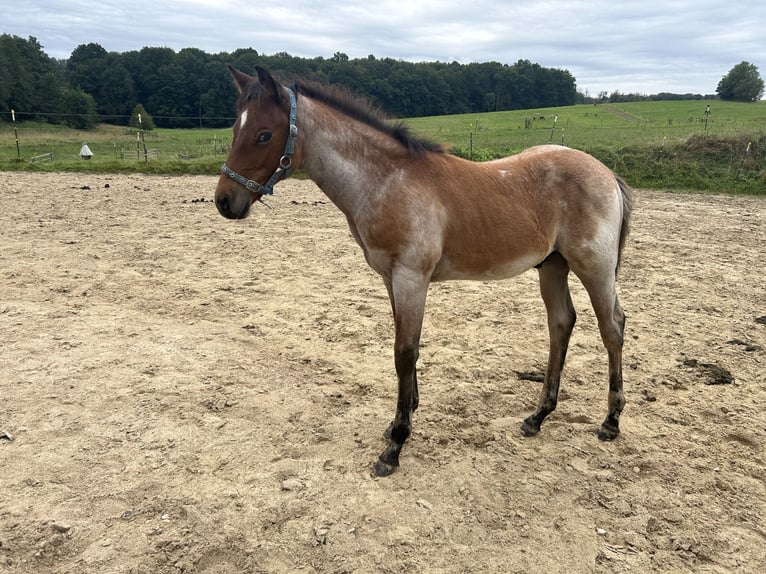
xmin=3 ymin=0 xmax=765 ymax=96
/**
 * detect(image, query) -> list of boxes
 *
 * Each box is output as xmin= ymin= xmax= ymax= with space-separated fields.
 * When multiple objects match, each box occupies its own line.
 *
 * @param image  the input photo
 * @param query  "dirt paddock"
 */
xmin=1 ymin=172 xmax=764 ymax=573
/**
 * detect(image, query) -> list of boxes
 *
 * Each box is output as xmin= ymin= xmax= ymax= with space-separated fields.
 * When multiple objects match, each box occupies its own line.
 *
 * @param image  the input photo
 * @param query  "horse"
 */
xmin=215 ymin=66 xmax=633 ymax=477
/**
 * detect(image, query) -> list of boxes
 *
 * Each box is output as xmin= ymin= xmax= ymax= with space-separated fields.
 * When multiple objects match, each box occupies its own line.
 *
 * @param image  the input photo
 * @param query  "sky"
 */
xmin=3 ymin=0 xmax=765 ymax=97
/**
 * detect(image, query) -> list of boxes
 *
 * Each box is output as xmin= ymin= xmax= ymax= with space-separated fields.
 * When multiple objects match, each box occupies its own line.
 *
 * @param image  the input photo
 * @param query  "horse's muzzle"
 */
xmin=215 ymin=183 xmax=256 ymax=220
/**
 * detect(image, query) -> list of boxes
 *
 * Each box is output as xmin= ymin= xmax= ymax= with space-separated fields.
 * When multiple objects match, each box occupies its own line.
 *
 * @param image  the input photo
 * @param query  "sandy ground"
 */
xmin=0 ymin=171 xmax=764 ymax=574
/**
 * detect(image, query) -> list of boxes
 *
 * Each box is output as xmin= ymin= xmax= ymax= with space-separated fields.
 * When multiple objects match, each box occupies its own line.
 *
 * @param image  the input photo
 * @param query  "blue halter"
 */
xmin=221 ymin=87 xmax=297 ymax=196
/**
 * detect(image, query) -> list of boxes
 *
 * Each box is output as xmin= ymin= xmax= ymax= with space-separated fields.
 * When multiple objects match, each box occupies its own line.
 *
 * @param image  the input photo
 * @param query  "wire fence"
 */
xmin=2 ymin=109 xmax=235 ymax=127
xmin=2 ymin=109 xmax=764 ymax=194
xmin=0 ymin=123 xmax=232 ymax=165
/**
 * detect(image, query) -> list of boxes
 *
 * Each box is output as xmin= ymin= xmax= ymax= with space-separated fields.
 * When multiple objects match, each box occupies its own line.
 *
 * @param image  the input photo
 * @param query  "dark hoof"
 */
xmin=520 ymin=417 xmax=541 ymax=437
xmin=373 ymin=458 xmax=397 ymax=477
xmin=597 ymin=424 xmax=620 ymax=441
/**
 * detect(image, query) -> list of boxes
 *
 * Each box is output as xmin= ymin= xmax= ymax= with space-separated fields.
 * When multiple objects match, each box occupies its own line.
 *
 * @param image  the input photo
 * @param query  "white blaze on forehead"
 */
xmin=240 ymin=109 xmax=248 ymax=129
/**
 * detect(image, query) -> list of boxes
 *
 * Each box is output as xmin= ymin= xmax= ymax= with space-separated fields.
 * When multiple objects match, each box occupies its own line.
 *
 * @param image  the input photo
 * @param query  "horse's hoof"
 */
xmin=597 ymin=425 xmax=620 ymax=441
xmin=520 ymin=418 xmax=540 ymax=437
xmin=373 ymin=459 xmax=397 ymax=477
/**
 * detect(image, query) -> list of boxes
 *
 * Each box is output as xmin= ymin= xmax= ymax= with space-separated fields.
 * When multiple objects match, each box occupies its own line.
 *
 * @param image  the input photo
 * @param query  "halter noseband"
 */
xmin=221 ymin=86 xmax=297 ymax=196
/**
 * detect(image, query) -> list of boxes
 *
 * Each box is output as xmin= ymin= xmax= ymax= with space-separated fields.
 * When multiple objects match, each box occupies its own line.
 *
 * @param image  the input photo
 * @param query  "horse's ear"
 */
xmin=253 ymin=66 xmax=282 ymax=103
xmin=227 ymin=65 xmax=253 ymax=94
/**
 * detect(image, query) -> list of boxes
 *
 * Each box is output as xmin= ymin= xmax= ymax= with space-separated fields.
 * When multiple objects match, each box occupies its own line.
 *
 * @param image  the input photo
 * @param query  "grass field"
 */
xmin=405 ymin=100 xmax=766 ymax=155
xmin=1 ymin=100 xmax=765 ymax=193
xmin=0 ymin=123 xmax=232 ymax=174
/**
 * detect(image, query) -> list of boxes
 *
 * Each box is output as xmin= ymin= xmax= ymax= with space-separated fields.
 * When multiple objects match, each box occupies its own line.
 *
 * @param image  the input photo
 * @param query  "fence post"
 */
xmin=138 ymin=113 xmax=148 ymax=162
xmin=548 ymin=114 xmax=558 ymax=143
xmin=12 ymin=109 xmax=21 ymax=161
xmin=735 ymin=141 xmax=752 ymax=181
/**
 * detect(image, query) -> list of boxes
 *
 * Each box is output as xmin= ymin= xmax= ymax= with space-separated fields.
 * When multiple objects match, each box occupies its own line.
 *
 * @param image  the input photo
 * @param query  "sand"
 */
xmin=1 ymin=171 xmax=764 ymax=573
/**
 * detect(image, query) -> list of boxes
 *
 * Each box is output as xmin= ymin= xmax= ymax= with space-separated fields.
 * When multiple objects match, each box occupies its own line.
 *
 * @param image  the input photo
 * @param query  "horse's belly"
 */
xmin=431 ymin=251 xmax=545 ymax=282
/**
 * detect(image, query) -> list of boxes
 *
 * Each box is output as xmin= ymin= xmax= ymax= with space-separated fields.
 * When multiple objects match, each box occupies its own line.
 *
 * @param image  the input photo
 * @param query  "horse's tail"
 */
xmin=615 ymin=175 xmax=633 ymax=273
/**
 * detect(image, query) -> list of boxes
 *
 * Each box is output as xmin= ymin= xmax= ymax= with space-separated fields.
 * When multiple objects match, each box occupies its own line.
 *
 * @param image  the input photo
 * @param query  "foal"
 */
xmin=215 ymin=66 xmax=632 ymax=476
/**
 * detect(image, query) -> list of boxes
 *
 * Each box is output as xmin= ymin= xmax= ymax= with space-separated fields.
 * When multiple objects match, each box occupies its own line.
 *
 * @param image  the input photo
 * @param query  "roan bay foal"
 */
xmin=215 ymin=66 xmax=632 ymax=476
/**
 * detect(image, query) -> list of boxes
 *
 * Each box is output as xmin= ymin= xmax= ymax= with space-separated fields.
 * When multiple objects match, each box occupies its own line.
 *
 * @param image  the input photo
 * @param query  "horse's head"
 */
xmin=215 ymin=66 xmax=298 ymax=219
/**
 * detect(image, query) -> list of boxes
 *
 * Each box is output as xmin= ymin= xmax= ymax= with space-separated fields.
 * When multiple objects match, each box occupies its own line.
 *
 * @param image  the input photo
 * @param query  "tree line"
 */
xmin=1 ymin=34 xmax=741 ymax=131
xmin=1 ymin=35 xmax=582 ymax=129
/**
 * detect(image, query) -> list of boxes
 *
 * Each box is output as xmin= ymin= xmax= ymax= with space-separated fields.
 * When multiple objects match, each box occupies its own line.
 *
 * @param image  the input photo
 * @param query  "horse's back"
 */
xmin=495 ymin=145 xmax=617 ymax=190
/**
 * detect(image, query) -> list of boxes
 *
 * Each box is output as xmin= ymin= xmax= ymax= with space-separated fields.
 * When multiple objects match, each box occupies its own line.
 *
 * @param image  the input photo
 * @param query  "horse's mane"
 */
xmin=292 ymin=79 xmax=444 ymax=157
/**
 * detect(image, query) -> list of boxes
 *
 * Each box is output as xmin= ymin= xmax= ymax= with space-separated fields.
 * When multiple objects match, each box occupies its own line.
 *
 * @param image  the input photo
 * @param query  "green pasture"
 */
xmin=1 ymin=100 xmax=765 ymax=194
xmin=405 ymin=100 xmax=766 ymax=154
xmin=403 ymin=100 xmax=766 ymax=194
xmin=0 ymin=123 xmax=232 ymax=174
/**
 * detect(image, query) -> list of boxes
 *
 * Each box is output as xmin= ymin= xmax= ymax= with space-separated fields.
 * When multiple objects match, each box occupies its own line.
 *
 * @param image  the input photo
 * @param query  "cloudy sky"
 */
xmin=4 ymin=0 xmax=765 ymax=97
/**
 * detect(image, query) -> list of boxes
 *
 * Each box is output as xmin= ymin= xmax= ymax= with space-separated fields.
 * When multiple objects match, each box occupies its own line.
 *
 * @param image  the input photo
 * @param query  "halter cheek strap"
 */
xmin=221 ymin=86 xmax=297 ymax=196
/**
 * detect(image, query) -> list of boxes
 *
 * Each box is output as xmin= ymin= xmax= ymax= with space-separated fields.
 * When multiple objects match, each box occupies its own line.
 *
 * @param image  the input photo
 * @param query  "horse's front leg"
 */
xmin=374 ymin=269 xmax=429 ymax=477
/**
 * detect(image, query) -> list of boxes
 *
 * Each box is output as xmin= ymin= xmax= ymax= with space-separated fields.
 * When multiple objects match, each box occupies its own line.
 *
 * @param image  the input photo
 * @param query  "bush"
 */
xmin=589 ymin=134 xmax=765 ymax=194
xmin=129 ymin=104 xmax=155 ymax=131
xmin=60 ymin=88 xmax=99 ymax=130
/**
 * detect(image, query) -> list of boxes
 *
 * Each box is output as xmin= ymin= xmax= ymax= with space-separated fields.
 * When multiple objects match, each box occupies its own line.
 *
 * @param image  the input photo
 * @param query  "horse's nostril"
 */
xmin=216 ymin=196 xmax=229 ymax=214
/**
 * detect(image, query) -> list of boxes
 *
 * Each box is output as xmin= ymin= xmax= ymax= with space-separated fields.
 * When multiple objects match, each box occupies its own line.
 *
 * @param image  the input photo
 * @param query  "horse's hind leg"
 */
xmin=578 ymin=271 xmax=626 ymax=440
xmin=521 ymin=252 xmax=576 ymax=436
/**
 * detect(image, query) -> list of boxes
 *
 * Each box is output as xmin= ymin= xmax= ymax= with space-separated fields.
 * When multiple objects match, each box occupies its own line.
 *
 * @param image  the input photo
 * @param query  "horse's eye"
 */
xmin=257 ymin=131 xmax=272 ymax=144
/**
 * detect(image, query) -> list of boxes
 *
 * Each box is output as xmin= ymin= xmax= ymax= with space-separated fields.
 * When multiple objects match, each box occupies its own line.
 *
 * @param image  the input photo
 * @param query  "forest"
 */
xmin=1 ymin=34 xmax=714 ymax=129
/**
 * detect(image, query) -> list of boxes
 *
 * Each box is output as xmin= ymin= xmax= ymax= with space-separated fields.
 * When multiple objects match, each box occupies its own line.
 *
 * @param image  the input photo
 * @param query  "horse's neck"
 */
xmin=297 ymin=98 xmax=397 ymax=214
